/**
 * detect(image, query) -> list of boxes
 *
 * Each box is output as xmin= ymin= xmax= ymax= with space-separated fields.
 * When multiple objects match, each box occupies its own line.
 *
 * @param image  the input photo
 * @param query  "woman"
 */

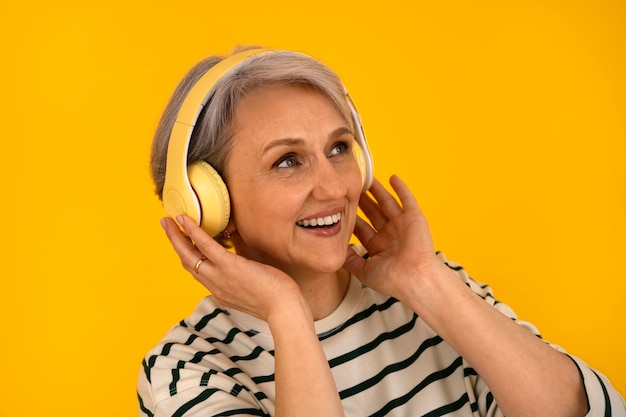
xmin=138 ymin=47 xmax=625 ymax=416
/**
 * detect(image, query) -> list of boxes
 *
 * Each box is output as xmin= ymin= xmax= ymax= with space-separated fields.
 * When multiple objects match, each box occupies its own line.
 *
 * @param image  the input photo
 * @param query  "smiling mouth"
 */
xmin=296 ymin=212 xmax=342 ymax=228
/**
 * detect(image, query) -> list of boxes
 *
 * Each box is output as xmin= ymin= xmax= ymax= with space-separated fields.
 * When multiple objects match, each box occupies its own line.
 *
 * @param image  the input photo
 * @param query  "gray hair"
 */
xmin=150 ymin=47 xmax=354 ymax=198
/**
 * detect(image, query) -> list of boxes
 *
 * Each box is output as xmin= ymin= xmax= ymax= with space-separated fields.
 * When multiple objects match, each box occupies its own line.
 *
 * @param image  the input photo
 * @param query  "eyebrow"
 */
xmin=261 ymin=127 xmax=353 ymax=156
xmin=262 ymin=138 xmax=305 ymax=156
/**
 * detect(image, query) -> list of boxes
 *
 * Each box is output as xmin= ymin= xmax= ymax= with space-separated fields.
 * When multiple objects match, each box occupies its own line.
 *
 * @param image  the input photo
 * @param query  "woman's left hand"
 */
xmin=343 ymin=175 xmax=442 ymax=300
xmin=345 ymin=176 xmax=591 ymax=417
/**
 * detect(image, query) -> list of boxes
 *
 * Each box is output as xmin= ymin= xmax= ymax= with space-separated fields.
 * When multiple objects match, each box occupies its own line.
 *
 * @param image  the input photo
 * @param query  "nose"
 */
xmin=309 ymin=157 xmax=348 ymax=201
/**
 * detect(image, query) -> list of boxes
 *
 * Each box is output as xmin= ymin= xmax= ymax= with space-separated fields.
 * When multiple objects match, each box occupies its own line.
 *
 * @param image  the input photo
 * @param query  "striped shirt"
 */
xmin=137 ymin=253 xmax=625 ymax=416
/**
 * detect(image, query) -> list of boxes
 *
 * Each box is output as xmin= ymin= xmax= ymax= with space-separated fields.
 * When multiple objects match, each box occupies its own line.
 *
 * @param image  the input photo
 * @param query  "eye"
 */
xmin=274 ymin=153 xmax=300 ymax=168
xmin=328 ymin=141 xmax=349 ymax=157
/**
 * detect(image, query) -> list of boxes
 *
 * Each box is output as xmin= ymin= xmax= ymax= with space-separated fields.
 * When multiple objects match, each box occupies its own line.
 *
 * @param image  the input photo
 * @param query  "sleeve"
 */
xmin=436 ymin=252 xmax=626 ymax=417
xmin=137 ymin=356 xmax=273 ymax=417
xmin=568 ymin=355 xmax=626 ymax=417
xmin=136 ymin=317 xmax=276 ymax=417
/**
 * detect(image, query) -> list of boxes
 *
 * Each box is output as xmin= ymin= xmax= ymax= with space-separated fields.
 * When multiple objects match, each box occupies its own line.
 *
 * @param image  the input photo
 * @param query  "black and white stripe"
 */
xmin=137 ymin=252 xmax=625 ymax=416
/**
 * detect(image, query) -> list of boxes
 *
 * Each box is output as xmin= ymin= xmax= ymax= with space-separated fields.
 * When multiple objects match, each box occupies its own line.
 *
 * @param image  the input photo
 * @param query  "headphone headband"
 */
xmin=163 ymin=49 xmax=278 ymax=228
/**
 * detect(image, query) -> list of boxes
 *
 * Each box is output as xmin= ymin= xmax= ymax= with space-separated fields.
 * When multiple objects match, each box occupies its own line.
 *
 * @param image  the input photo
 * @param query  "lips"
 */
xmin=296 ymin=212 xmax=342 ymax=228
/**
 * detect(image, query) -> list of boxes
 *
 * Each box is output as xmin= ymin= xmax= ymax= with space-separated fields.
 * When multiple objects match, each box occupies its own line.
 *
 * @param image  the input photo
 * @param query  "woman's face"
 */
xmin=224 ymin=84 xmax=363 ymax=277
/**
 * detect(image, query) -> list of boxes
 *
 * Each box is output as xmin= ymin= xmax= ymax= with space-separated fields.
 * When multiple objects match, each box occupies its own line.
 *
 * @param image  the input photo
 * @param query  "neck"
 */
xmin=231 ymin=239 xmax=351 ymax=321
xmin=290 ymin=268 xmax=351 ymax=321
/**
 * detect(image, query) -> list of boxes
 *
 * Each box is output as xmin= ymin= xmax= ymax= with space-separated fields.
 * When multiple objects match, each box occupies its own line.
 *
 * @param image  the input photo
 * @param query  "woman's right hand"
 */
xmin=163 ymin=215 xmax=344 ymax=417
xmin=161 ymin=215 xmax=303 ymax=323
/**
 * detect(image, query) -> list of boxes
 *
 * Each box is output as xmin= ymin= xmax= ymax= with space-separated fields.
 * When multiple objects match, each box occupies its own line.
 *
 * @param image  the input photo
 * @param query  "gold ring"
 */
xmin=194 ymin=256 xmax=207 ymax=274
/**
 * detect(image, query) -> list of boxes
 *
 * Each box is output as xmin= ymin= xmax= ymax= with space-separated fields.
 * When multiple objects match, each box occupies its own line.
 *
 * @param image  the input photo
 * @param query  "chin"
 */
xmin=303 ymin=251 xmax=347 ymax=274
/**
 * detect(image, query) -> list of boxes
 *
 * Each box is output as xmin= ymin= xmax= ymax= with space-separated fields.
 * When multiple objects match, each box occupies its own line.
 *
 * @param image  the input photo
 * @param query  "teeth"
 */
xmin=297 ymin=213 xmax=341 ymax=227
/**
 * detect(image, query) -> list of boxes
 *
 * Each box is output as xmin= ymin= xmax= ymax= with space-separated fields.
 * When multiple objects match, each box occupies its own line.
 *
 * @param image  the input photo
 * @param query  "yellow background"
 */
xmin=1 ymin=0 xmax=624 ymax=415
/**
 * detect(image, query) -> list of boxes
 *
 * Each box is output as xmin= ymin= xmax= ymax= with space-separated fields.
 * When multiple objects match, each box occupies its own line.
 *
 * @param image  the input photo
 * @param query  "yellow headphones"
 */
xmin=162 ymin=48 xmax=374 ymax=237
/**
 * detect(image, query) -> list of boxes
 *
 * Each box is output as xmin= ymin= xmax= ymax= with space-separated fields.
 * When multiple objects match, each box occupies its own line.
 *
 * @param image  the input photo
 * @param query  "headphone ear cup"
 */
xmin=188 ymin=161 xmax=231 ymax=237
xmin=352 ymin=142 xmax=367 ymax=190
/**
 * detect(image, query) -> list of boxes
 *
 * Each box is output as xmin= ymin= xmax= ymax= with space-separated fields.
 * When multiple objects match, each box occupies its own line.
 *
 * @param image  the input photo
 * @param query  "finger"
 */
xmin=352 ymin=215 xmax=377 ymax=247
xmin=369 ymin=177 xmax=403 ymax=219
xmin=177 ymin=215 xmax=231 ymax=268
xmin=343 ymin=246 xmax=367 ymax=280
xmin=389 ymin=175 xmax=420 ymax=212
xmin=163 ymin=216 xmax=226 ymax=280
xmin=161 ymin=217 xmax=206 ymax=274
xmin=358 ymin=192 xmax=388 ymax=232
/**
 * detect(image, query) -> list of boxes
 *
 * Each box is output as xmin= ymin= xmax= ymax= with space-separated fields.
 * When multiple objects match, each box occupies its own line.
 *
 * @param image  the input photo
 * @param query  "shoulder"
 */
xmin=137 ymin=296 xmax=275 ymax=414
xmin=138 ymin=297 xmax=232 ymax=401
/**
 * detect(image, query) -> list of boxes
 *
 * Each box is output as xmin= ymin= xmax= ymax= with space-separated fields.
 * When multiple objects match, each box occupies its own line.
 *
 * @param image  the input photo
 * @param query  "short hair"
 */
xmin=150 ymin=47 xmax=355 ymax=199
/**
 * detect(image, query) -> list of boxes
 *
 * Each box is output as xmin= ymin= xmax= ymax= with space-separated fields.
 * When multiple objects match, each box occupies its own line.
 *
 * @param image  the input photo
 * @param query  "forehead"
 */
xmin=232 ymin=84 xmax=349 ymax=141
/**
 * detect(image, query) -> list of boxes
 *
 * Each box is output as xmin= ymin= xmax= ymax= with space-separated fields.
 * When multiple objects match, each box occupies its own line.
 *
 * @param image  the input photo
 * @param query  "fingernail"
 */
xmin=176 ymin=215 xmax=185 ymax=227
xmin=160 ymin=218 xmax=167 ymax=231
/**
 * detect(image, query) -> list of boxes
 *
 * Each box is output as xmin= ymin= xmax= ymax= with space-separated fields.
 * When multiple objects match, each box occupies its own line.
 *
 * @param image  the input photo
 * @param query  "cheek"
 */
xmin=343 ymin=165 xmax=365 ymax=220
xmin=348 ymin=160 xmax=366 ymax=199
xmin=228 ymin=180 xmax=297 ymax=232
